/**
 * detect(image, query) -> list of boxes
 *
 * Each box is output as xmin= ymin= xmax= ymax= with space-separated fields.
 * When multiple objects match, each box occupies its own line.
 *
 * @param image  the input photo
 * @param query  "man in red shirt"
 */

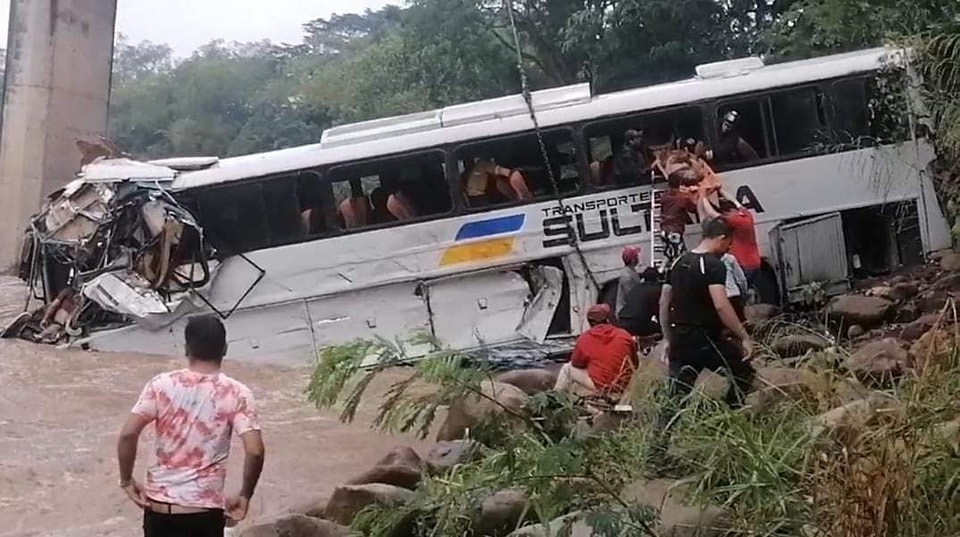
xmin=701 ymin=196 xmax=762 ymax=287
xmin=554 ymin=304 xmax=638 ymax=397
xmin=659 ymin=169 xmax=699 ymax=268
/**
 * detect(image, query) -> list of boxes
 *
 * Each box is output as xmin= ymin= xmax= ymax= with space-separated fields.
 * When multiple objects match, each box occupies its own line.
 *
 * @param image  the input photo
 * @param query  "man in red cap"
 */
xmin=554 ymin=303 xmax=638 ymax=398
xmin=616 ymin=246 xmax=643 ymax=320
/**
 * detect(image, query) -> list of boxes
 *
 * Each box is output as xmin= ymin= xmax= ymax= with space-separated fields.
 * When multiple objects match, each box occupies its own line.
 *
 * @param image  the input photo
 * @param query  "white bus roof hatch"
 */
xmin=319 ymin=83 xmax=593 ymax=149
xmin=696 ymin=57 xmax=765 ymax=79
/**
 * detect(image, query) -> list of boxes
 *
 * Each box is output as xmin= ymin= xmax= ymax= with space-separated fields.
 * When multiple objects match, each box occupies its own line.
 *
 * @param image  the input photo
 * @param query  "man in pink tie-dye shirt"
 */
xmin=117 ymin=316 xmax=265 ymax=536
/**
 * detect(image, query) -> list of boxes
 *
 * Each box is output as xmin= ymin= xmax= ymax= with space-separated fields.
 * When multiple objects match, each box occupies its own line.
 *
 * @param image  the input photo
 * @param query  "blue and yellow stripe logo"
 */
xmin=440 ymin=214 xmax=526 ymax=267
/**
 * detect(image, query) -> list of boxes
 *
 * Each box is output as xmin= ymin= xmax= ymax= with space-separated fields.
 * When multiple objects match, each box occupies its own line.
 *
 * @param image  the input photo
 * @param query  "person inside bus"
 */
xmin=338 ymin=179 xmax=370 ymax=229
xmin=617 ymin=267 xmax=663 ymax=341
xmin=715 ymin=110 xmax=760 ymax=165
xmin=463 ymin=157 xmax=532 ymax=207
xmin=700 ymin=195 xmax=762 ymax=293
xmin=659 ymin=168 xmax=700 ymax=268
xmin=554 ymin=304 xmax=638 ymax=401
xmin=369 ymin=187 xmax=395 ymax=225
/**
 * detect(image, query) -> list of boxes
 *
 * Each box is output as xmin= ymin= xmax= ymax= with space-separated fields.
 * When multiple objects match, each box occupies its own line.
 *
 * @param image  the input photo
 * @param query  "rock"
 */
xmin=238 ymin=515 xmax=352 ymax=537
xmin=824 ymin=295 xmax=895 ymax=327
xmin=346 ymin=446 xmax=424 ymax=490
xmin=745 ymin=303 xmax=780 ymax=322
xmin=437 ymin=381 xmax=528 ymax=442
xmin=621 ymin=479 xmax=728 ymax=537
xmin=916 ymin=291 xmax=949 ymax=314
xmin=866 ymin=286 xmax=894 ymax=299
xmin=901 ymin=313 xmax=942 ymax=341
xmin=813 ymin=395 xmax=901 ymax=432
xmin=289 ymin=496 xmax=330 ymax=518
xmin=426 ymin=440 xmax=481 ymax=471
xmin=890 ymin=282 xmax=919 ymax=301
xmin=323 ymin=484 xmax=416 ymax=526
xmin=894 ymin=301 xmax=920 ymax=323
xmin=747 ymin=367 xmax=829 ymax=413
xmin=933 ymin=272 xmax=960 ymax=291
xmin=937 ymin=419 xmax=960 ymax=454
xmin=845 ymin=338 xmax=911 ymax=386
xmin=940 ymin=251 xmax=960 ymax=272
xmin=910 ymin=329 xmax=956 ymax=373
xmin=847 ymin=325 xmax=866 ymax=339
xmin=478 ymin=489 xmax=529 ymax=536
xmin=770 ymin=334 xmax=830 ymax=358
xmin=495 ymin=369 xmax=559 ymax=395
xmin=508 ymin=512 xmax=590 ymax=537
xmin=590 ymin=411 xmax=631 ymax=433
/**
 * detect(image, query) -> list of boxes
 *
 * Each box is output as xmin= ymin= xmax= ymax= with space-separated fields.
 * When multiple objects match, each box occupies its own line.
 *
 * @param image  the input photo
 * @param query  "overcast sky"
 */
xmin=0 ymin=0 xmax=399 ymax=57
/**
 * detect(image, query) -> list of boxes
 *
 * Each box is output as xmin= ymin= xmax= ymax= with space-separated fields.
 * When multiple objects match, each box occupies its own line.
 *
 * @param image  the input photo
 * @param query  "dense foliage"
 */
xmin=107 ymin=0 xmax=959 ymax=160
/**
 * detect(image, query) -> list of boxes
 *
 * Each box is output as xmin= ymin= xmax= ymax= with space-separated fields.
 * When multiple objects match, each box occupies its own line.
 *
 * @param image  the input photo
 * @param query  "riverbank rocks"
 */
xmin=901 ymin=313 xmax=942 ymax=341
xmin=845 ymin=338 xmax=911 ymax=386
xmin=824 ymin=295 xmax=895 ymax=327
xmin=747 ymin=367 xmax=830 ymax=413
xmin=495 ymin=369 xmax=559 ymax=395
xmin=508 ymin=512 xmax=590 ymax=536
xmin=478 ymin=489 xmax=530 ymax=536
xmin=345 ymin=446 xmax=424 ymax=490
xmin=238 ymin=515 xmax=353 ymax=537
xmin=770 ymin=333 xmax=830 ymax=358
xmin=813 ymin=394 xmax=902 ymax=433
xmin=426 ymin=440 xmax=481 ymax=471
xmin=621 ymin=479 xmax=728 ymax=537
xmin=323 ymin=483 xmax=416 ymax=526
xmin=437 ymin=381 xmax=528 ymax=441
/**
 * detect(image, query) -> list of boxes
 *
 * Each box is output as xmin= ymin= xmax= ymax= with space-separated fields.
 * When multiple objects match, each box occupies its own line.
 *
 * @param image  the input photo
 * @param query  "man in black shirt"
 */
xmin=651 ymin=217 xmax=756 ymax=462
xmin=617 ymin=267 xmax=663 ymax=339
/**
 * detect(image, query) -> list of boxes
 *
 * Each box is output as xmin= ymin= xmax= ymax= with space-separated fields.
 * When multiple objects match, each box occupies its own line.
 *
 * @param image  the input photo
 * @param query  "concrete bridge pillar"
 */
xmin=0 ymin=0 xmax=118 ymax=270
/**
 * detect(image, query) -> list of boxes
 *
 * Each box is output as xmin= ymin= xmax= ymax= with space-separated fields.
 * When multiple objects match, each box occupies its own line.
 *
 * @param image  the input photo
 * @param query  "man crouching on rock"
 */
xmin=554 ymin=303 xmax=638 ymax=404
xmin=116 ymin=315 xmax=266 ymax=536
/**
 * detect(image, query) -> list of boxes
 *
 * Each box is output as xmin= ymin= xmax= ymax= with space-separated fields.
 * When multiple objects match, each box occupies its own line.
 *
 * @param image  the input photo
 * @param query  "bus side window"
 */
xmin=828 ymin=78 xmax=871 ymax=147
xmin=329 ymin=151 xmax=451 ymax=229
xmin=583 ymin=106 xmax=704 ymax=188
xmin=715 ymin=100 xmax=770 ymax=170
xmin=770 ymin=87 xmax=826 ymax=156
xmin=456 ymin=130 xmax=581 ymax=209
xmin=197 ymin=175 xmax=303 ymax=256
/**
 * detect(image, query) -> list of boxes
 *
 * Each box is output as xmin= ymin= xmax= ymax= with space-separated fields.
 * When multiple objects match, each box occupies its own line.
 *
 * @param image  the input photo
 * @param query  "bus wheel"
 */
xmin=752 ymin=265 xmax=781 ymax=306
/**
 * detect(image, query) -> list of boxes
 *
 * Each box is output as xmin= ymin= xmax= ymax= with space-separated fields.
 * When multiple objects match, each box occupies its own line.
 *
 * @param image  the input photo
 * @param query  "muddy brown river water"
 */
xmin=0 ymin=276 xmax=428 ymax=536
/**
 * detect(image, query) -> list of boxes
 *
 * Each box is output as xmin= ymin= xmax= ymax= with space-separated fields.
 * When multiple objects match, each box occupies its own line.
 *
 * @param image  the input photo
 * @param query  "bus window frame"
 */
xmin=452 ymin=126 xmax=584 ymax=213
xmin=324 ymin=147 xmax=456 ymax=235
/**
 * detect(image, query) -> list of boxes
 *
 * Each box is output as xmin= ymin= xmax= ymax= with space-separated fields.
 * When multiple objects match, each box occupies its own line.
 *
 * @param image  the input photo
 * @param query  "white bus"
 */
xmin=80 ymin=47 xmax=949 ymax=366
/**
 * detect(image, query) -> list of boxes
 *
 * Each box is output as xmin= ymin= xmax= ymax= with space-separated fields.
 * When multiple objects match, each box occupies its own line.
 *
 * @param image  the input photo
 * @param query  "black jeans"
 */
xmin=652 ymin=327 xmax=756 ymax=454
xmin=143 ymin=509 xmax=225 ymax=537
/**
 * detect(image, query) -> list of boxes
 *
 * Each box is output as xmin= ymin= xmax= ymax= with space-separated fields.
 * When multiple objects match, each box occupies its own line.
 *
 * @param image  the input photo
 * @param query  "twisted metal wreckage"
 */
xmin=3 ymin=139 xmax=226 ymax=345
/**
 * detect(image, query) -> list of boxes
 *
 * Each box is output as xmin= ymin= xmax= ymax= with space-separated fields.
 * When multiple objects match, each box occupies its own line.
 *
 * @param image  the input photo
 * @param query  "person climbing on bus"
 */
xmin=616 ymin=246 xmax=643 ymax=320
xmin=463 ymin=158 xmax=532 ymax=207
xmin=715 ymin=110 xmax=760 ymax=165
xmin=700 ymin=194 xmax=762 ymax=296
xmin=554 ymin=304 xmax=638 ymax=400
xmin=659 ymin=168 xmax=699 ymax=268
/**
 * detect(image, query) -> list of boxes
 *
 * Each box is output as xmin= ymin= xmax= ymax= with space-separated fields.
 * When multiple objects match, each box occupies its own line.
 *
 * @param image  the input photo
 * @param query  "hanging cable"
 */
xmin=502 ymin=0 xmax=600 ymax=293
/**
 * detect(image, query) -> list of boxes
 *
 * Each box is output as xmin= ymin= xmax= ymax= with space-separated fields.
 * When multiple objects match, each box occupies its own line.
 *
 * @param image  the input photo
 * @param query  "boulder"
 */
xmin=477 ymin=489 xmax=529 ymax=536
xmin=890 ymin=282 xmax=919 ymax=301
xmin=508 ymin=512 xmax=591 ymax=537
xmin=238 ymin=515 xmax=353 ymax=537
xmin=933 ymin=272 xmax=960 ymax=292
xmin=901 ymin=313 xmax=942 ymax=341
xmin=770 ymin=334 xmax=830 ymax=358
xmin=289 ymin=496 xmax=330 ymax=518
xmin=845 ymin=338 xmax=911 ymax=386
xmin=910 ymin=329 xmax=957 ymax=373
xmin=866 ymin=286 xmax=894 ymax=300
xmin=495 ymin=369 xmax=559 ymax=395
xmin=426 ymin=440 xmax=481 ymax=472
xmin=437 ymin=381 xmax=528 ymax=442
xmin=346 ymin=446 xmax=424 ymax=490
xmin=747 ymin=367 xmax=829 ymax=413
xmin=847 ymin=325 xmax=866 ymax=339
xmin=916 ymin=291 xmax=949 ymax=315
xmin=813 ymin=395 xmax=901 ymax=433
xmin=894 ymin=301 xmax=920 ymax=324
xmin=940 ymin=251 xmax=960 ymax=272
xmin=323 ymin=484 xmax=416 ymax=526
xmin=824 ymin=295 xmax=895 ymax=327
xmin=621 ymin=479 xmax=728 ymax=537
xmin=745 ymin=303 xmax=781 ymax=323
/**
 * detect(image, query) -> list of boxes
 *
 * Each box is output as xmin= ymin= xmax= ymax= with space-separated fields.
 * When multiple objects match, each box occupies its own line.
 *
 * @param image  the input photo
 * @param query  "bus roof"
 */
xmin=173 ymin=47 xmax=898 ymax=191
